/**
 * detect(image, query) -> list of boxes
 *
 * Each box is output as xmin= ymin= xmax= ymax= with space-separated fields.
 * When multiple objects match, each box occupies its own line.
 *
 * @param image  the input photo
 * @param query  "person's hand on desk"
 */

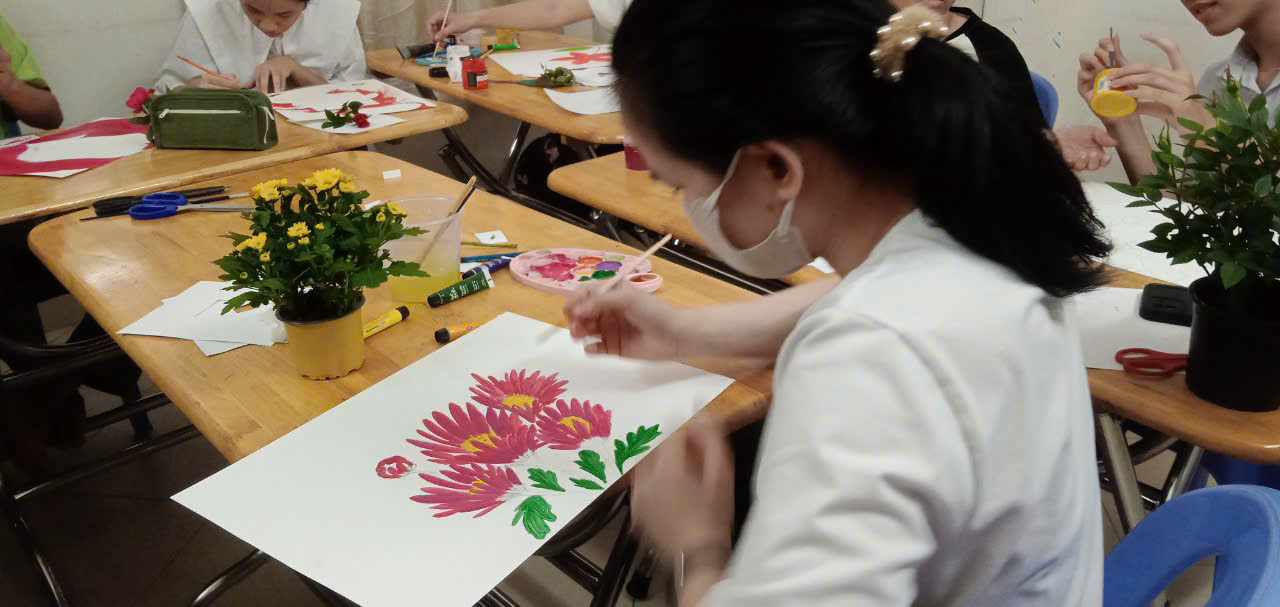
xmin=252 ymin=56 xmax=325 ymax=93
xmin=185 ymin=72 xmax=249 ymax=90
xmin=1054 ymin=124 xmax=1117 ymax=171
xmin=632 ymin=418 xmax=733 ymax=605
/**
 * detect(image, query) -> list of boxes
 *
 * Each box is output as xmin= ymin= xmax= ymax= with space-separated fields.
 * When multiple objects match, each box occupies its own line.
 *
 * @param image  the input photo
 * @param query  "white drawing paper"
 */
xmin=1083 ymin=182 xmax=1209 ymax=287
xmin=120 ymin=281 xmax=286 ymax=355
xmin=173 ymin=312 xmax=734 ymax=607
xmin=1069 ymin=287 xmax=1191 ymax=371
xmin=544 ymin=88 xmax=620 ymax=116
xmin=293 ymin=113 xmax=405 ymax=134
xmin=269 ymin=79 xmax=435 ymax=124
xmin=489 ymin=45 xmax=612 ymax=78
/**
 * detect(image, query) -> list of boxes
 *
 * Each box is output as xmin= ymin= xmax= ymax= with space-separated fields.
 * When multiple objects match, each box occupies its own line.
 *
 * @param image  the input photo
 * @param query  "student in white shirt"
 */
xmin=1075 ymin=0 xmax=1280 ymax=184
xmin=156 ymin=0 xmax=367 ymax=93
xmin=562 ymin=1 xmax=1110 ymax=605
xmin=428 ymin=0 xmax=630 ymax=42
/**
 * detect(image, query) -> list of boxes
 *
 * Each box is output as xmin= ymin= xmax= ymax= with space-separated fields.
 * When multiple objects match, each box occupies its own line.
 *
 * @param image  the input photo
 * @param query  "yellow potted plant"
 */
xmin=214 ymin=168 xmax=426 ymax=379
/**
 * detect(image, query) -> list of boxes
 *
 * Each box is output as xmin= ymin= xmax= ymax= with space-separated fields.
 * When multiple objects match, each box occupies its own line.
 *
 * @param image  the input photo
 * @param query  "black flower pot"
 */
xmin=1186 ymin=277 xmax=1280 ymax=412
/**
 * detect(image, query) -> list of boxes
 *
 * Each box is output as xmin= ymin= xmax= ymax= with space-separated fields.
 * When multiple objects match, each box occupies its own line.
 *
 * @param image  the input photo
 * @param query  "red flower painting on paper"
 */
xmin=536 ymin=399 xmax=612 ymax=450
xmin=552 ymin=51 xmax=612 ymax=65
xmin=470 ymin=370 xmax=568 ymax=422
xmin=407 ymin=402 xmax=543 ymax=465
xmin=413 ymin=463 xmax=523 ymax=517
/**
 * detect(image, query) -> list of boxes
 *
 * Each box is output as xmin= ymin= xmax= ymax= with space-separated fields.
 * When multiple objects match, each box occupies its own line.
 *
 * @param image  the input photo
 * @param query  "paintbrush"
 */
xmin=178 ymin=55 xmax=219 ymax=77
xmin=436 ymin=0 xmax=456 ymax=58
xmin=536 ymin=233 xmax=674 ymax=344
xmin=1109 ymin=27 xmax=1117 ymax=68
xmin=452 ymin=175 xmax=478 ymax=214
xmin=418 ymin=176 xmax=478 ymax=263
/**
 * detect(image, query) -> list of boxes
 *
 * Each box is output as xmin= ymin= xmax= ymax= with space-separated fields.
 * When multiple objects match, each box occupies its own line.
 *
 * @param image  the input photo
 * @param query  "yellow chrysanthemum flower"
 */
xmin=250 ymin=178 xmax=288 ymax=201
xmin=376 ymin=211 xmax=387 ymax=222
xmin=239 ymin=272 xmax=248 ymax=279
xmin=237 ymin=233 xmax=268 ymax=251
xmin=303 ymin=168 xmax=344 ymax=191
xmin=259 ymin=252 xmax=270 ymax=262
xmin=315 ymin=223 xmax=325 ymax=230
xmin=287 ymin=242 xmax=296 ymax=250
xmin=338 ymin=181 xmax=357 ymax=193
xmin=386 ymin=202 xmax=407 ymax=216
xmin=299 ymin=236 xmax=311 ymax=245
xmin=287 ymin=222 xmax=311 ymax=238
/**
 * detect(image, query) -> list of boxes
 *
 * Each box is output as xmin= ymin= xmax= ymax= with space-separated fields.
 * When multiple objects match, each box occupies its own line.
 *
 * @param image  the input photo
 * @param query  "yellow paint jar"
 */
xmin=1091 ymin=68 xmax=1137 ymax=118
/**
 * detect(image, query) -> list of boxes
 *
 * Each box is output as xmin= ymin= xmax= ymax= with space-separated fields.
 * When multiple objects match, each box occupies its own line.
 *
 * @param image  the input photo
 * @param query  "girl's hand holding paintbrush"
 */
xmin=564 ymin=283 xmax=687 ymax=360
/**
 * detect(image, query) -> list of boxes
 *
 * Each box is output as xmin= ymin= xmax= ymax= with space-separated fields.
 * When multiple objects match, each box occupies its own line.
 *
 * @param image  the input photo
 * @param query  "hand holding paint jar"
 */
xmin=1089 ymin=32 xmax=1136 ymax=119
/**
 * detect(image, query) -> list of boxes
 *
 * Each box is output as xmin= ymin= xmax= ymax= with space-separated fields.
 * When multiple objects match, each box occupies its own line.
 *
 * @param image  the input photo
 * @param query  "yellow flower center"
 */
xmin=502 ymin=394 xmax=537 ymax=409
xmin=557 ymin=416 xmax=590 ymax=432
xmin=460 ymin=432 xmax=498 ymax=452
xmin=468 ymin=479 xmax=486 ymax=494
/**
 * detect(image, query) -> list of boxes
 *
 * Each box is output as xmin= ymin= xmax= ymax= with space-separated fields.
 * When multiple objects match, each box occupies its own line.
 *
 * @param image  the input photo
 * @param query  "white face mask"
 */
xmin=681 ymin=151 xmax=815 ymax=278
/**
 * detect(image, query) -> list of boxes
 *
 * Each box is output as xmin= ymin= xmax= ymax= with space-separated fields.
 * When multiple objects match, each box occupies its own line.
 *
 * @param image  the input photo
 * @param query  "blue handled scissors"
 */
xmin=128 ymin=202 xmax=256 ymax=220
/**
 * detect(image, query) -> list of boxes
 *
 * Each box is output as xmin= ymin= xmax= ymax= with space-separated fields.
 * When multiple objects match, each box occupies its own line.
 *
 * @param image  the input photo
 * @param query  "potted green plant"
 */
xmin=214 ymin=168 xmax=426 ymax=380
xmin=1110 ymin=75 xmax=1280 ymax=411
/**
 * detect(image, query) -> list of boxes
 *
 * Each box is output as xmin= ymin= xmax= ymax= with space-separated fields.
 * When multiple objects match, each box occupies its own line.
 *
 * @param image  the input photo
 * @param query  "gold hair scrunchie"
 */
xmin=870 ymin=5 xmax=951 ymax=82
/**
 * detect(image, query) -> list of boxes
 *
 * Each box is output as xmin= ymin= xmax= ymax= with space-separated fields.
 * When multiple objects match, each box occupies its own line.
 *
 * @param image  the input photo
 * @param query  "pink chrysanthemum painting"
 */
xmin=536 ymin=399 xmax=613 ymax=450
xmin=412 ymin=464 xmax=523 ymax=517
xmin=470 ymin=370 xmax=568 ymax=422
xmin=407 ymin=402 xmax=542 ymax=465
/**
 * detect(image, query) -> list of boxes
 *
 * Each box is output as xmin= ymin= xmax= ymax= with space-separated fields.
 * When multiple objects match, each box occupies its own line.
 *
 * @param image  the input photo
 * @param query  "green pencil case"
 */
xmin=146 ymin=89 xmax=278 ymax=151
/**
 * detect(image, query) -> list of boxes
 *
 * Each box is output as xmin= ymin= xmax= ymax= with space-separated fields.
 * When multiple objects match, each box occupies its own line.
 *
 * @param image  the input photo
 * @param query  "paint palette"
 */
xmin=510 ymin=248 xmax=661 ymax=294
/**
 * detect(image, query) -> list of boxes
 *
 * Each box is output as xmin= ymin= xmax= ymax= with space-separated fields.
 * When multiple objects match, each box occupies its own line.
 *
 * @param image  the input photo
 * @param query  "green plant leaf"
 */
xmin=1255 ymin=175 xmax=1274 ymax=198
xmin=1220 ymin=262 xmax=1248 ymax=288
xmin=386 ymin=260 xmax=427 ymax=277
xmin=570 ymin=478 xmax=604 ymax=490
xmin=614 ymin=424 xmax=662 ymax=474
xmin=219 ymin=292 xmax=254 ymax=315
xmin=1152 ymin=223 xmax=1176 ymax=238
xmin=1126 ymin=200 xmax=1156 ymax=208
xmin=1177 ymin=117 xmax=1205 ymax=133
xmin=527 ymin=469 xmax=566 ymax=492
xmin=1137 ymin=239 xmax=1173 ymax=254
xmin=1107 ymin=182 xmax=1143 ymax=197
xmin=351 ymin=266 xmax=388 ymax=288
xmin=574 ymin=450 xmax=607 ymax=482
xmin=511 ymin=496 xmax=557 ymax=539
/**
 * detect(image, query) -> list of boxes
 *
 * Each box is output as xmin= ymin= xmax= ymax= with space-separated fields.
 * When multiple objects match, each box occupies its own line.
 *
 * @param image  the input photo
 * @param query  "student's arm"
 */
xmin=428 ymin=0 xmax=596 ymax=42
xmin=563 ymin=275 xmax=839 ymax=361
xmin=0 ymin=33 xmax=61 ymax=130
xmin=157 ymin=12 xmax=247 ymax=91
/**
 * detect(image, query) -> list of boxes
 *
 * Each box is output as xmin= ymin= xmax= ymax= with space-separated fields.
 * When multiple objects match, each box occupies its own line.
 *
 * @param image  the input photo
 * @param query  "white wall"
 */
xmin=971 ymin=0 xmax=1239 ymax=182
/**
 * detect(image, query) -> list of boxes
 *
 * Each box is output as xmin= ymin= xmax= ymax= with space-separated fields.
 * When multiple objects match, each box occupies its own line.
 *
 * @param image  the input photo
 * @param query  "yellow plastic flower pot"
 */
xmin=278 ymin=298 xmax=365 ymax=380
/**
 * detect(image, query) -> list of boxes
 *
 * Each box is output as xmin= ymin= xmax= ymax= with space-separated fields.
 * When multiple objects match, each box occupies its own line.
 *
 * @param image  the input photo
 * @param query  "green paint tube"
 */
xmin=426 ymin=267 xmax=495 ymax=308
xmin=488 ymin=43 xmax=520 ymax=51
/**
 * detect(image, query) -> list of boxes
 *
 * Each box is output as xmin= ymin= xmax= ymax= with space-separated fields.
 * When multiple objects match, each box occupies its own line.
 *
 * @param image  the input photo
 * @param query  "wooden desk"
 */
xmin=367 ymin=31 xmax=624 ymax=144
xmin=550 ymin=155 xmax=1280 ymax=464
xmin=0 ymin=104 xmax=468 ymax=226
xmin=29 ymin=151 xmax=771 ymax=462
xmin=548 ymin=152 xmax=831 ymax=285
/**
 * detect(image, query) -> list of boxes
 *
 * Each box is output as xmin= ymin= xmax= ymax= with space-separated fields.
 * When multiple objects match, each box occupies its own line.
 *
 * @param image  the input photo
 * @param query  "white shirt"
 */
xmin=155 ymin=0 xmax=367 ymax=91
xmin=586 ymin=0 xmax=632 ymax=33
xmin=705 ymin=211 xmax=1103 ymax=606
xmin=1200 ymin=39 xmax=1280 ymax=113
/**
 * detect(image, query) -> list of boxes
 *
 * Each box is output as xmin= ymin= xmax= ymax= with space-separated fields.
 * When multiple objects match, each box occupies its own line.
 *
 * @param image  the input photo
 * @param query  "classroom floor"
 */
xmin=0 ymin=296 xmax=1215 ymax=607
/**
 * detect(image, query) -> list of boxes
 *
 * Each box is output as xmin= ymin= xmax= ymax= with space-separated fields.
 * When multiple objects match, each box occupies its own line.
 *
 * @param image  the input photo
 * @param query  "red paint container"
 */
xmin=623 ymin=138 xmax=647 ymax=170
xmin=462 ymin=58 xmax=489 ymax=90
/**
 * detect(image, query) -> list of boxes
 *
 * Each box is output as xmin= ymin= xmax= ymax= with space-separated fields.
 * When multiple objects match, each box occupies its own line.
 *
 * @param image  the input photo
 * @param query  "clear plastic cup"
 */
xmin=382 ymin=195 xmax=462 ymax=303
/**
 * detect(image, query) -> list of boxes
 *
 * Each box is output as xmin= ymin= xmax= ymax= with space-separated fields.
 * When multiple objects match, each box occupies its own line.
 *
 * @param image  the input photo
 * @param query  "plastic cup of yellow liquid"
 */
xmin=383 ymin=195 xmax=463 ymax=304
xmin=1091 ymin=68 xmax=1137 ymax=119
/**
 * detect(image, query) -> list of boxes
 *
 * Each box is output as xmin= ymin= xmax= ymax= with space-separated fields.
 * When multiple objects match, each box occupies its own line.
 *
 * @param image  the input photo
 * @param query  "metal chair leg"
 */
xmin=589 ymin=510 xmax=639 ymax=607
xmin=190 ymin=549 xmax=269 ymax=607
xmin=1097 ymin=412 xmax=1147 ymax=533
xmin=625 ymin=549 xmax=658 ymax=599
xmin=0 ymin=467 xmax=69 ymax=607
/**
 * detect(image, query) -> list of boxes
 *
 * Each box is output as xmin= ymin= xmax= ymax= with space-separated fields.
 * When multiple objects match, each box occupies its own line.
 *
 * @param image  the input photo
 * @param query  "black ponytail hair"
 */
xmin=612 ymin=0 xmax=1110 ymax=297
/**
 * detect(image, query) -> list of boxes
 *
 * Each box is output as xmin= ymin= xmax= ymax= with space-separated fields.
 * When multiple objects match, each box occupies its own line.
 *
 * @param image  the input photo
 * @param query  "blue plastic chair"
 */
xmin=1030 ymin=72 xmax=1059 ymax=127
xmin=1104 ymin=485 xmax=1280 ymax=607
xmin=1194 ymin=450 xmax=1280 ymax=491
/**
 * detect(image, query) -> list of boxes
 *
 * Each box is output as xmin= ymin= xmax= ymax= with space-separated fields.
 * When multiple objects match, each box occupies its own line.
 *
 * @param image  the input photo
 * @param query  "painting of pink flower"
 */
xmin=536 ymin=399 xmax=612 ymax=450
xmin=470 ymin=370 xmax=568 ymax=422
xmin=407 ymin=402 xmax=540 ymax=465
xmin=412 ymin=464 xmax=523 ymax=517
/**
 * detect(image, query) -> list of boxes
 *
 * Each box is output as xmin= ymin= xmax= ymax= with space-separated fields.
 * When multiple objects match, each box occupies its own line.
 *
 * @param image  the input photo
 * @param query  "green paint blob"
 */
xmin=591 ymin=270 xmax=617 ymax=280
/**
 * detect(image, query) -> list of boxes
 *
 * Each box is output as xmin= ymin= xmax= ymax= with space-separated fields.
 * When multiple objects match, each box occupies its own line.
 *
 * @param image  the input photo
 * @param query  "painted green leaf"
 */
xmin=571 ymin=478 xmax=604 ymax=490
xmin=614 ymin=424 xmax=662 ymax=474
xmin=528 ymin=468 xmax=566 ymax=492
xmin=575 ymin=450 xmax=607 ymax=482
xmin=512 ymin=495 xmax=557 ymax=539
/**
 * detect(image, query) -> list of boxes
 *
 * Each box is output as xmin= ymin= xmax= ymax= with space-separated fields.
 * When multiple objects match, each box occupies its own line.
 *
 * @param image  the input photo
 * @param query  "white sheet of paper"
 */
xmin=573 ymin=67 xmax=616 ymax=88
xmin=119 ymin=282 xmax=285 ymax=354
xmin=293 ymin=113 xmax=405 ymax=135
xmin=545 ymin=88 xmax=620 ymax=115
xmin=12 ymin=131 xmax=151 ymax=178
xmin=809 ymin=258 xmax=835 ymax=274
xmin=1083 ymin=182 xmax=1209 ymax=287
xmin=196 ymin=340 xmax=250 ymax=356
xmin=1069 ymin=287 xmax=1190 ymax=371
xmin=173 ymin=312 xmax=734 ymax=607
xmin=270 ymin=79 xmax=434 ymax=121
xmin=489 ymin=45 xmax=612 ymax=77
xmin=473 ymin=230 xmax=508 ymax=244
xmin=382 ymin=169 xmax=402 ymax=180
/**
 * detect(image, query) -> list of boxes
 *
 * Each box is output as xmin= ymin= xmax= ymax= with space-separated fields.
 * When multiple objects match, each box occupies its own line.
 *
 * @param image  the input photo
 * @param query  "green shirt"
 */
xmin=0 ymin=14 xmax=48 ymax=125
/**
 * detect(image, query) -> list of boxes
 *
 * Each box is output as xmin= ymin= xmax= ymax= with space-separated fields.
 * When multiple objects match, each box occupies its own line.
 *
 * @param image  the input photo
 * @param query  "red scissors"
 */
xmin=1115 ymin=348 xmax=1188 ymax=377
